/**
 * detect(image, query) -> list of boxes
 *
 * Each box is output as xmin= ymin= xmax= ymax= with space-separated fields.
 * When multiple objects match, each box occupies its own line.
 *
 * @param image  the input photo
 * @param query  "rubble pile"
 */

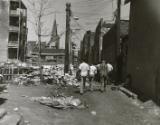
xmin=11 ymin=65 xmax=62 ymax=86
xmin=0 ymin=61 xmax=80 ymax=87
xmin=63 ymin=73 xmax=79 ymax=86
xmin=131 ymin=99 xmax=160 ymax=117
xmin=30 ymin=96 xmax=86 ymax=109
xmin=142 ymin=100 xmax=160 ymax=116
xmin=9 ymin=64 xmax=80 ymax=87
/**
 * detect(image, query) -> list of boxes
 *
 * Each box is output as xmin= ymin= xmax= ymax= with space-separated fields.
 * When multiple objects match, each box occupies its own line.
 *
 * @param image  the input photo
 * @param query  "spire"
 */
xmin=51 ymin=18 xmax=58 ymax=38
xmin=49 ymin=15 xmax=59 ymax=49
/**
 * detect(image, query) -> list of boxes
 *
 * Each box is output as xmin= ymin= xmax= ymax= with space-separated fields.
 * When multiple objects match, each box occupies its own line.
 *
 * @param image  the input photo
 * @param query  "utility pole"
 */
xmin=99 ymin=18 xmax=103 ymax=62
xmin=115 ymin=0 xmax=121 ymax=83
xmin=64 ymin=3 xmax=71 ymax=73
xmin=38 ymin=11 xmax=43 ymax=83
xmin=116 ymin=0 xmax=121 ymax=57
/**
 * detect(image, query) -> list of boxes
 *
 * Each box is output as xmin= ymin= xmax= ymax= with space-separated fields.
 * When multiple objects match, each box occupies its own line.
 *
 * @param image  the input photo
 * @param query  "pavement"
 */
xmin=0 ymin=84 xmax=159 ymax=125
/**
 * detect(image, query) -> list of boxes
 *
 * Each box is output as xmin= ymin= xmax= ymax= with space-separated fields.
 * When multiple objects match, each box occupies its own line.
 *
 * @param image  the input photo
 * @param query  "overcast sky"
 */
xmin=23 ymin=0 xmax=130 ymax=49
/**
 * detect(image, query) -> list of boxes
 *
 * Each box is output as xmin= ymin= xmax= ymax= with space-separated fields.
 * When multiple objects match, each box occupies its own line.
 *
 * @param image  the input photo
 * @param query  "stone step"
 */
xmin=0 ymin=114 xmax=24 ymax=125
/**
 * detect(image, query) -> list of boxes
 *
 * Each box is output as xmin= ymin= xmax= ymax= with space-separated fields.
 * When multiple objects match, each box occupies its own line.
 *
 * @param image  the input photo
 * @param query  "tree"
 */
xmin=25 ymin=0 xmax=54 ymax=83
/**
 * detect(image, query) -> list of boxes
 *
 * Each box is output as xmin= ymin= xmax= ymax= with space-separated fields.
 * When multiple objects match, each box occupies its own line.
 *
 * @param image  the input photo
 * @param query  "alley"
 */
xmin=1 ymin=0 xmax=160 ymax=124
xmin=0 ymin=84 xmax=160 ymax=125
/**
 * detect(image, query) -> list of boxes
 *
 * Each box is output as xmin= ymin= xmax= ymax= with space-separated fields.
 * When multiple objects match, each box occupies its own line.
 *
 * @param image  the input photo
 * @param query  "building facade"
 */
xmin=0 ymin=0 xmax=27 ymax=62
xmin=102 ymin=20 xmax=129 ymax=82
xmin=8 ymin=0 xmax=27 ymax=61
xmin=0 ymin=0 xmax=9 ymax=62
xmin=92 ymin=18 xmax=112 ymax=64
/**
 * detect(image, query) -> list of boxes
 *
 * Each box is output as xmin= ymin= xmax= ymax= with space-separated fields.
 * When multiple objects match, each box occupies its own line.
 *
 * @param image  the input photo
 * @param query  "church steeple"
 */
xmin=49 ymin=15 xmax=59 ymax=49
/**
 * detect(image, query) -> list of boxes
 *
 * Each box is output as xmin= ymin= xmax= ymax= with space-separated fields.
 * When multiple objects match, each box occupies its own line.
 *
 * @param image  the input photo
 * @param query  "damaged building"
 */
xmin=0 ymin=0 xmax=27 ymax=62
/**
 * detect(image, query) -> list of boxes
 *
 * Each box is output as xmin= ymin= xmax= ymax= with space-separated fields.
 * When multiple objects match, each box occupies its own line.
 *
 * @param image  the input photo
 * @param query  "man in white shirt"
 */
xmin=79 ymin=60 xmax=90 ymax=94
xmin=89 ymin=64 xmax=97 ymax=91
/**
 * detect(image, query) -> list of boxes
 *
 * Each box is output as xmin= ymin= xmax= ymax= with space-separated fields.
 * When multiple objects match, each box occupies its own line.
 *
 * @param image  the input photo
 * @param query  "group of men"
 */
xmin=78 ymin=60 xmax=113 ymax=94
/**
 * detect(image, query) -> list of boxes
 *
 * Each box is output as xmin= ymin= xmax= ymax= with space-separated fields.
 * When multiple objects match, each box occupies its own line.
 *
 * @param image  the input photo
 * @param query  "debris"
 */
xmin=0 ymin=114 xmax=24 ymax=125
xmin=30 ymin=96 xmax=86 ymax=109
xmin=91 ymin=111 xmax=97 ymax=116
xmin=131 ymin=99 xmax=142 ymax=107
xmin=24 ymin=120 xmax=30 ymax=124
xmin=70 ymin=98 xmax=81 ymax=107
xmin=143 ymin=100 xmax=160 ymax=116
xmin=0 ymin=108 xmax=7 ymax=119
xmin=3 ymin=90 xmax=8 ymax=93
xmin=13 ymin=107 xmax=19 ymax=112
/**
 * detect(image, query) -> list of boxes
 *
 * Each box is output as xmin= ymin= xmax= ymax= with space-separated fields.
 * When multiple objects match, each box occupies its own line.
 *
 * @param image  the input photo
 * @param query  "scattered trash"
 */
xmin=3 ymin=90 xmax=8 ymax=93
xmin=13 ymin=107 xmax=19 ymax=112
xmin=0 ymin=108 xmax=7 ymax=119
xmin=30 ymin=96 xmax=86 ymax=109
xmin=0 ymin=107 xmax=24 ymax=125
xmin=91 ymin=111 xmax=97 ymax=116
xmin=142 ymin=100 xmax=160 ymax=116
xmin=24 ymin=120 xmax=30 ymax=124
xmin=131 ymin=99 xmax=142 ymax=107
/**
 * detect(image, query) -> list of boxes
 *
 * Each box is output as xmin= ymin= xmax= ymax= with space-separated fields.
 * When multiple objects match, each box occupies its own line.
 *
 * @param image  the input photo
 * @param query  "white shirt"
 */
xmin=70 ymin=64 xmax=74 ymax=69
xmin=107 ymin=63 xmax=113 ymax=73
xmin=79 ymin=62 xmax=89 ymax=77
xmin=89 ymin=65 xmax=97 ymax=76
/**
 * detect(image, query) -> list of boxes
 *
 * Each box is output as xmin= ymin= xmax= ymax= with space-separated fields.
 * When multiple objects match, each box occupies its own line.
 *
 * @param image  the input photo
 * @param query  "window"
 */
xmin=10 ymin=16 xmax=19 ymax=26
xmin=10 ymin=1 xmax=19 ymax=10
xmin=9 ymin=32 xmax=18 ymax=42
xmin=8 ymin=48 xmax=17 ymax=59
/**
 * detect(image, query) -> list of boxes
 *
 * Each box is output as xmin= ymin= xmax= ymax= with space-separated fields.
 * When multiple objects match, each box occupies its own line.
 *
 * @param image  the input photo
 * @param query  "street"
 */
xmin=0 ymin=84 xmax=159 ymax=125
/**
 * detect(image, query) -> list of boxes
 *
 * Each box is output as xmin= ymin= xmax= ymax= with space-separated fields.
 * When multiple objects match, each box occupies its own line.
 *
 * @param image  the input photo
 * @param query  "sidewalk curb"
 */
xmin=119 ymin=86 xmax=138 ymax=99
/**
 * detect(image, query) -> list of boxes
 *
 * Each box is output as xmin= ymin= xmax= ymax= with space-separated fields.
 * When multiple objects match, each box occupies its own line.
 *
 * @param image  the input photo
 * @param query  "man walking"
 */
xmin=99 ymin=60 xmax=108 ymax=92
xmin=79 ymin=60 xmax=90 ymax=94
xmin=107 ymin=62 xmax=113 ymax=84
xmin=89 ymin=64 xmax=97 ymax=91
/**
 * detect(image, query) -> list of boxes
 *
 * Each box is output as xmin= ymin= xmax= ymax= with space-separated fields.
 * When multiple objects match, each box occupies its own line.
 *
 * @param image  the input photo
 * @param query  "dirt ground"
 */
xmin=0 ymin=84 xmax=160 ymax=125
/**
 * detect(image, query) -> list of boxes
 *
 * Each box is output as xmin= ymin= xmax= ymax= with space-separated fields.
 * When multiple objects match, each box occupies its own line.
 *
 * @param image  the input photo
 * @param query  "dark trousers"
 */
xmin=89 ymin=76 xmax=94 ymax=91
xmin=100 ymin=75 xmax=108 ymax=91
xmin=80 ymin=76 xmax=86 ymax=94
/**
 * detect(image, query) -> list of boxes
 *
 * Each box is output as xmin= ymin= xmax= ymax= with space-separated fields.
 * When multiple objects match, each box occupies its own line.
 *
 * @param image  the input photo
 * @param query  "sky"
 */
xmin=23 ymin=0 xmax=130 ymax=49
